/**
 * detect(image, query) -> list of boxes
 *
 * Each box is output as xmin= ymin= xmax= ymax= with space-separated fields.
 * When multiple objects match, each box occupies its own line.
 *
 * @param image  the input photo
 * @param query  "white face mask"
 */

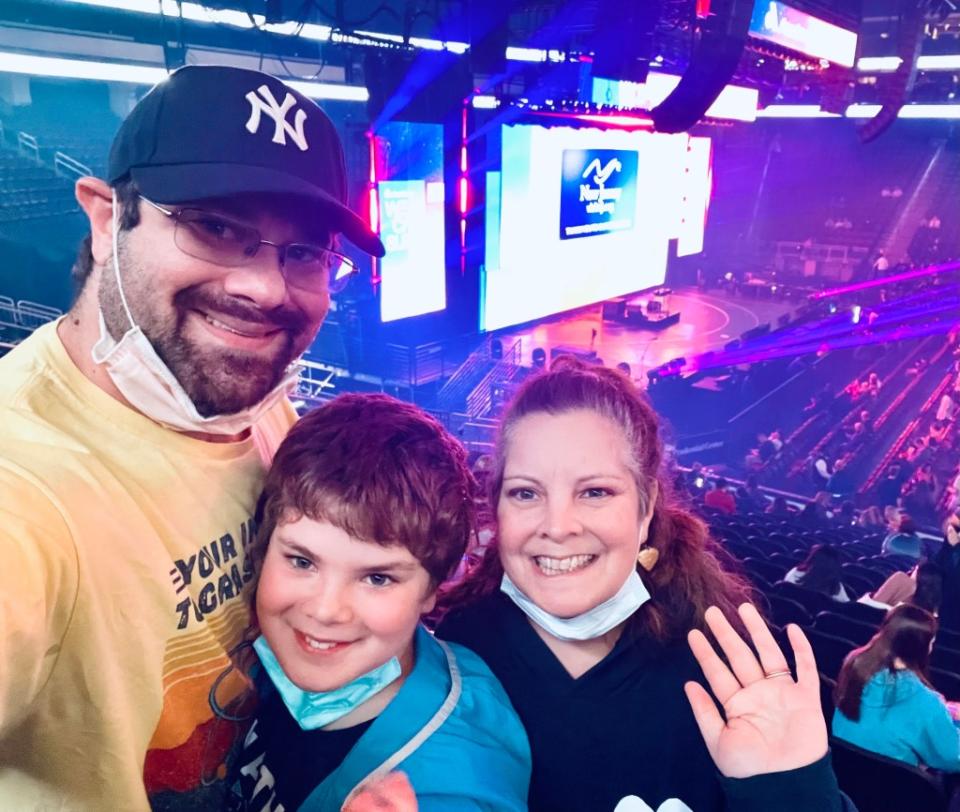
xmin=500 ymin=568 xmax=651 ymax=642
xmin=91 ymin=190 xmax=301 ymax=436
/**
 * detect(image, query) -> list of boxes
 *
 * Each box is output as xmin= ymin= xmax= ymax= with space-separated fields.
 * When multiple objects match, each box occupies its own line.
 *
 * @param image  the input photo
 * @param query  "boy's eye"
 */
xmin=364 ymin=573 xmax=395 ymax=588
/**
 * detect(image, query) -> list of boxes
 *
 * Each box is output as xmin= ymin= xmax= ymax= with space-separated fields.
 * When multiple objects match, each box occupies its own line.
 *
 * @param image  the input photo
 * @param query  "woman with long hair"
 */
xmin=833 ymin=604 xmax=960 ymax=770
xmin=436 ymin=357 xmax=843 ymax=812
xmin=783 ymin=544 xmax=851 ymax=602
xmin=911 ymin=562 xmax=944 ymax=615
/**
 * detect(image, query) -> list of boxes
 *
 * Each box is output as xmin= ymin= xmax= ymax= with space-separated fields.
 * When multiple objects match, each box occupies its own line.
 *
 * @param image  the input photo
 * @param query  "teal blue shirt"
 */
xmin=832 ymin=669 xmax=960 ymax=771
xmin=233 ymin=625 xmax=531 ymax=811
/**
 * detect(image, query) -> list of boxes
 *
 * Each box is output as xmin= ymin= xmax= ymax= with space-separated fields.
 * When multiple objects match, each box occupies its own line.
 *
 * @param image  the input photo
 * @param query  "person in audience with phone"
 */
xmin=833 ymin=604 xmax=960 ymax=770
xmin=436 ymin=358 xmax=846 ymax=812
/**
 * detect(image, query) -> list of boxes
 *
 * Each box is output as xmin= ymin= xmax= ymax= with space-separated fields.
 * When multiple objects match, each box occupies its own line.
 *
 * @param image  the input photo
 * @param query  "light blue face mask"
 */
xmin=501 ymin=568 xmax=651 ymax=642
xmin=253 ymin=635 xmax=402 ymax=730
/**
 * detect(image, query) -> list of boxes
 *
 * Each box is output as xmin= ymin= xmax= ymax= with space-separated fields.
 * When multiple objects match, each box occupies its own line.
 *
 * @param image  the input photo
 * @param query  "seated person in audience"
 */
xmin=811 ymin=456 xmax=832 ymax=489
xmin=687 ymin=461 xmax=707 ymax=497
xmin=226 ymin=394 xmax=531 ymax=811
xmin=937 ymin=391 xmax=957 ymax=423
xmin=436 ymin=358 xmax=846 ymax=812
xmin=834 ymin=501 xmax=857 ymax=526
xmin=756 ymin=433 xmax=778 ymax=463
xmin=767 ymin=494 xmax=793 ymax=516
xmin=703 ymin=477 xmax=737 ymax=514
xmin=857 ymin=505 xmax=886 ymax=529
xmin=877 ymin=466 xmax=903 ymax=510
xmin=911 ymin=564 xmax=944 ymax=615
xmin=934 ymin=514 xmax=960 ymax=631
xmin=737 ymin=474 xmax=766 ymax=513
xmin=832 ymin=605 xmax=960 ymax=771
xmin=859 ymin=563 xmax=943 ymax=615
xmin=826 ymin=459 xmax=854 ymax=496
xmin=882 ymin=515 xmax=924 ymax=561
xmin=769 ymin=430 xmax=784 ymax=452
xmin=799 ymin=491 xmax=834 ymax=527
xmin=783 ymin=545 xmax=851 ymax=603
xmin=929 ymin=420 xmax=949 ymax=445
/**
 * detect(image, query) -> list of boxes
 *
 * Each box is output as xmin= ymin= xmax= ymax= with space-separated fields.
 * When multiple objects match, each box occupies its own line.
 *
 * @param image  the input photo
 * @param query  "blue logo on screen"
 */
xmin=559 ymin=148 xmax=638 ymax=240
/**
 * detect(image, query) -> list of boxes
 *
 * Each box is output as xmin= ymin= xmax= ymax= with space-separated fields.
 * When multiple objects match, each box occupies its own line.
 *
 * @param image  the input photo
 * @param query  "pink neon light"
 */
xmin=368 ymin=186 xmax=379 ymax=234
xmin=459 ymin=176 xmax=468 ymax=213
xmin=459 ymin=217 xmax=466 ymax=250
xmin=367 ymin=132 xmax=379 ymax=233
xmin=367 ymin=132 xmax=377 ymax=184
xmin=534 ymin=111 xmax=654 ymax=128
xmin=811 ymin=260 xmax=960 ymax=299
xmin=460 ymin=146 xmax=467 ymax=173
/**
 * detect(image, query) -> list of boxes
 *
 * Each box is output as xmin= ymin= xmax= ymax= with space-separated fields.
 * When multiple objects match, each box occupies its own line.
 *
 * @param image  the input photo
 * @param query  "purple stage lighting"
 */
xmin=810 ymin=260 xmax=960 ymax=300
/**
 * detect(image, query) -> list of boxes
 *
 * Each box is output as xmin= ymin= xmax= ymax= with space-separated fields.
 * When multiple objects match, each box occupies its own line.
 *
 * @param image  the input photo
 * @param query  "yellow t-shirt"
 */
xmin=0 ymin=321 xmax=296 ymax=811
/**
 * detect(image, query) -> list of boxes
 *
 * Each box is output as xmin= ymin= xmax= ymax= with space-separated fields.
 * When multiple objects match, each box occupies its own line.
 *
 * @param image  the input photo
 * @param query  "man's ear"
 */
xmin=76 ymin=177 xmax=117 ymax=266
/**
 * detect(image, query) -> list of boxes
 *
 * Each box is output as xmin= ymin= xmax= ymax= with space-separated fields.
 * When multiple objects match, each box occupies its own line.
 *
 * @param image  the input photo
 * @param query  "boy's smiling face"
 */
xmin=255 ymin=515 xmax=436 ymax=693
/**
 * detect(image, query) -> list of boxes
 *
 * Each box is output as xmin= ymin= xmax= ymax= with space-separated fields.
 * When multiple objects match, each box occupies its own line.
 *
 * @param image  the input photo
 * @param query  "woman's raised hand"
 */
xmin=684 ymin=603 xmax=828 ymax=778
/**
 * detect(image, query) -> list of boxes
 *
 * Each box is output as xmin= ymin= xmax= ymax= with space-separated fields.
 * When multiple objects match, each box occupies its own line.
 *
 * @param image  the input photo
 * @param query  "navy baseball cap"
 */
xmin=108 ymin=64 xmax=384 ymax=257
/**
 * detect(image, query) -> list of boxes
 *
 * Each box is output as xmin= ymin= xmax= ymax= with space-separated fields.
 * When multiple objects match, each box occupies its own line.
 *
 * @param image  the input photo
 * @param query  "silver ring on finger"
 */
xmin=764 ymin=669 xmax=792 ymax=680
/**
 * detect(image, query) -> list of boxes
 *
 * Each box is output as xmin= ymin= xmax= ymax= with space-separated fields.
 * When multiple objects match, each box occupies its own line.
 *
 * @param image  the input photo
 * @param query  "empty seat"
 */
xmin=931 ymin=647 xmax=960 ymax=675
xmin=930 ymin=668 xmax=960 ymax=700
xmin=770 ymin=581 xmax=839 ymax=616
xmin=830 ymin=600 xmax=887 ymax=626
xmin=804 ymin=628 xmax=858 ymax=679
xmin=830 ymin=738 xmax=949 ymax=812
xmin=841 ymin=563 xmax=887 ymax=590
xmin=841 ymin=573 xmax=875 ymax=600
xmin=741 ymin=557 xmax=788 ymax=584
xmin=813 ymin=612 xmax=876 ymax=646
xmin=767 ymin=595 xmax=813 ymax=628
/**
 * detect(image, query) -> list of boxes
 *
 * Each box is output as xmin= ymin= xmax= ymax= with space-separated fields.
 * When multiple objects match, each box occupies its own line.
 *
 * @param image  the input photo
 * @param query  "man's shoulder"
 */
xmin=0 ymin=324 xmax=60 ymax=409
xmin=0 ymin=328 xmax=91 ymax=478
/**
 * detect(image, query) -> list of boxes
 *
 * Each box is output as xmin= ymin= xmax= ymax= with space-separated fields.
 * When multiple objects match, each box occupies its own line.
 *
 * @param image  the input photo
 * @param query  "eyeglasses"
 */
xmin=140 ymin=196 xmax=358 ymax=294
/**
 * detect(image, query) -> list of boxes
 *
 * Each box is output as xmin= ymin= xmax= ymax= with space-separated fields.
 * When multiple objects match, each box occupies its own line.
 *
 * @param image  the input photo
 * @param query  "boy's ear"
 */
xmin=421 ymin=587 xmax=438 ymax=616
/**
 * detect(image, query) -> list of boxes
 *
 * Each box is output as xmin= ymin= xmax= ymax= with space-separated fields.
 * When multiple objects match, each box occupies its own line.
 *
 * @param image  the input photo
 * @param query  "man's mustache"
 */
xmin=175 ymin=288 xmax=309 ymax=333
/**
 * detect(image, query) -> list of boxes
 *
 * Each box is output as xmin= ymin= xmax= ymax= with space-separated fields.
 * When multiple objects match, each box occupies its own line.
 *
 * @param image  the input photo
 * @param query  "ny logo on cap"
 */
xmin=244 ymin=84 xmax=309 ymax=151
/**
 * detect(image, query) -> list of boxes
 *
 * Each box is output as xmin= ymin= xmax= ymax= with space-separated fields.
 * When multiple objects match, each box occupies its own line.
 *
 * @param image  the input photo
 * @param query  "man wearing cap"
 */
xmin=0 ymin=65 xmax=383 ymax=810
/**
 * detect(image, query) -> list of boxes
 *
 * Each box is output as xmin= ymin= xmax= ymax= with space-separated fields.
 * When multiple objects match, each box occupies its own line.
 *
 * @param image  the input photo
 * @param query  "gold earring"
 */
xmin=637 ymin=545 xmax=659 ymax=572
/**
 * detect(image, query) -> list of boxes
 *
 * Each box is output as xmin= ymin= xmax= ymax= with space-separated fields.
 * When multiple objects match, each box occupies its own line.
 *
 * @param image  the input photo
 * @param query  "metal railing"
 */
xmin=54 ymin=151 xmax=91 ymax=180
xmin=465 ymin=338 xmax=523 ymax=418
xmin=16 ymin=131 xmax=40 ymax=163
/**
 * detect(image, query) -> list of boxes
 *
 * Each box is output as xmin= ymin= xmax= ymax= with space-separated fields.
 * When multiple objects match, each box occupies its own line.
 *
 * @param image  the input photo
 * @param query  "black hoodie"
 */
xmin=437 ymin=593 xmax=844 ymax=812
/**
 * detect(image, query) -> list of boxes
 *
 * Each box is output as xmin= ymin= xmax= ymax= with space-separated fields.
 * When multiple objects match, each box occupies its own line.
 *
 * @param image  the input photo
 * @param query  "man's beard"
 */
xmin=100 ymin=245 xmax=309 ymax=417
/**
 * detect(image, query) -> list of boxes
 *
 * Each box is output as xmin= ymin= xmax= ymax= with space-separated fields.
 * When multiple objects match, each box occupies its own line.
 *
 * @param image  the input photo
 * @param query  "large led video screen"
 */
xmin=374 ymin=122 xmax=446 ymax=323
xmin=481 ymin=124 xmax=711 ymax=332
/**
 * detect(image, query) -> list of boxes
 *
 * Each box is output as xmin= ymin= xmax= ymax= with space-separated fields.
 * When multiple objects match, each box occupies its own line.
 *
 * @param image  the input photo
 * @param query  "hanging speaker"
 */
xmin=591 ymin=0 xmax=659 ymax=84
xmin=858 ymin=0 xmax=925 ymax=143
xmin=468 ymin=0 xmax=517 ymax=77
xmin=649 ymin=0 xmax=753 ymax=133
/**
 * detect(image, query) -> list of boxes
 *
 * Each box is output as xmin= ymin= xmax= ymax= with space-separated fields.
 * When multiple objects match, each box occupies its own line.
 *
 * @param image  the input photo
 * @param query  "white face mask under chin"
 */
xmin=90 ymin=190 xmax=301 ymax=436
xmin=500 ymin=568 xmax=651 ymax=642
